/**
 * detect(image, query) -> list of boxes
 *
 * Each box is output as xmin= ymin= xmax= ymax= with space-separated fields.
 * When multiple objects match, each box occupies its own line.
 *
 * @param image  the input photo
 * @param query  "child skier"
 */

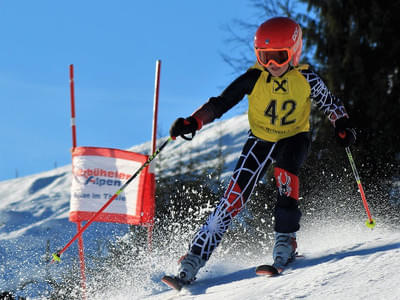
xmin=163 ymin=16 xmax=356 ymax=288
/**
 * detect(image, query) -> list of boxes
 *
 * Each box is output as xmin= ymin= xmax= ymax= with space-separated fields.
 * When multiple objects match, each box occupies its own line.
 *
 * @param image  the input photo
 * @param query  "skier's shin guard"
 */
xmin=273 ymin=167 xmax=301 ymax=233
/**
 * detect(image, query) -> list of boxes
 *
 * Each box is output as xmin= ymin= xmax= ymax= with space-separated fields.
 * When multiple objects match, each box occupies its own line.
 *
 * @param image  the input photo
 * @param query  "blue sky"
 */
xmin=0 ymin=1 xmax=268 ymax=181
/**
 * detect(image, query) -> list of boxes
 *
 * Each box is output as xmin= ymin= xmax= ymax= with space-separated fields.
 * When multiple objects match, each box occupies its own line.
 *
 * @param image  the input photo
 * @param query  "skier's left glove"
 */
xmin=334 ymin=117 xmax=356 ymax=147
xmin=169 ymin=116 xmax=202 ymax=140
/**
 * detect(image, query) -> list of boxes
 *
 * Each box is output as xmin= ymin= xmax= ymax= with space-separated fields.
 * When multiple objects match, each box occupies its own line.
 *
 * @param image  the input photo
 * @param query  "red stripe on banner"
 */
xmin=72 ymin=146 xmax=147 ymax=162
xmin=141 ymin=172 xmax=155 ymax=224
xmin=134 ymin=164 xmax=148 ymax=222
xmin=69 ymin=211 xmax=142 ymax=224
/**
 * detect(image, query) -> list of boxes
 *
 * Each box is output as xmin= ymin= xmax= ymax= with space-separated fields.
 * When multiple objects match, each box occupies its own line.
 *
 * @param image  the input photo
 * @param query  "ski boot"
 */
xmin=162 ymin=252 xmax=206 ymax=291
xmin=256 ymin=232 xmax=297 ymax=276
xmin=272 ymin=232 xmax=297 ymax=271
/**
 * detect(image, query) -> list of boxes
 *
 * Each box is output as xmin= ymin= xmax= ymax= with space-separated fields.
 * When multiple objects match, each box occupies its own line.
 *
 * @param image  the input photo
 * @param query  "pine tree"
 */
xmin=298 ymin=0 xmax=400 ymax=153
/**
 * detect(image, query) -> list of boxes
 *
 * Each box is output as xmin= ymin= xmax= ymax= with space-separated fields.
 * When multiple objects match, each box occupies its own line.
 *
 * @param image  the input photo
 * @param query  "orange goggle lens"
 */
xmin=255 ymin=49 xmax=292 ymax=67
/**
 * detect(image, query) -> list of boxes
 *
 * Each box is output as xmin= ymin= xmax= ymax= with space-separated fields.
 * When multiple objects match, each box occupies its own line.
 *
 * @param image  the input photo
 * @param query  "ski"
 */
xmin=256 ymin=254 xmax=304 ymax=276
xmin=255 ymin=264 xmax=282 ymax=276
xmin=161 ymin=275 xmax=188 ymax=291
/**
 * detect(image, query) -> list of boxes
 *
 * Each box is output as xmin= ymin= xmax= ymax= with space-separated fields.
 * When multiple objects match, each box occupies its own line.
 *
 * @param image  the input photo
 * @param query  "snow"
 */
xmin=1 ymin=113 xmax=400 ymax=299
xmin=91 ymin=221 xmax=400 ymax=300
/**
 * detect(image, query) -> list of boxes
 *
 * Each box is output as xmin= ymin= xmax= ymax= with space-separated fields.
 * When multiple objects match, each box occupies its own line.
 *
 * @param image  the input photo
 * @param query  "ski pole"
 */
xmin=51 ymin=137 xmax=173 ymax=263
xmin=345 ymin=147 xmax=376 ymax=229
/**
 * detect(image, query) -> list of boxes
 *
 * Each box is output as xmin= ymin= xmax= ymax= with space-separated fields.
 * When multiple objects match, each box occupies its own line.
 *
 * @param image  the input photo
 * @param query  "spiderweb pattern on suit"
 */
xmin=300 ymin=68 xmax=348 ymax=121
xmin=190 ymin=136 xmax=276 ymax=261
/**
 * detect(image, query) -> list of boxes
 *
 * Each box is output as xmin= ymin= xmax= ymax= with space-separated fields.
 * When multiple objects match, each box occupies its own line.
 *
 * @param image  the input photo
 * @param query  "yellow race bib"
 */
xmin=248 ymin=64 xmax=311 ymax=141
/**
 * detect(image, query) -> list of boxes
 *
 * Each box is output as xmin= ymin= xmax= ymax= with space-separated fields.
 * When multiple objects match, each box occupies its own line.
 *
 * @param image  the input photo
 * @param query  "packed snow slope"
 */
xmin=1 ymin=113 xmax=399 ymax=299
xmin=140 ymin=223 xmax=400 ymax=300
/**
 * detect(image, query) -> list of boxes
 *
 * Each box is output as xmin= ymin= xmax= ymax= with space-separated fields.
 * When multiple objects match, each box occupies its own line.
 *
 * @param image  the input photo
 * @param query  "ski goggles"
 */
xmin=255 ymin=48 xmax=292 ymax=67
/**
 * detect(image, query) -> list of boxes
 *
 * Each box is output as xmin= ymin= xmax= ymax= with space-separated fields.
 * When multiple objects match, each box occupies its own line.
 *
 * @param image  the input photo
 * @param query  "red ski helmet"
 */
xmin=254 ymin=17 xmax=303 ymax=67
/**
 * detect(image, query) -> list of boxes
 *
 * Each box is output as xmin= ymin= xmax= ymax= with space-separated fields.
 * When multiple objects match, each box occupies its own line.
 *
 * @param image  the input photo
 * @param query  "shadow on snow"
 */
xmin=158 ymin=241 xmax=400 ymax=296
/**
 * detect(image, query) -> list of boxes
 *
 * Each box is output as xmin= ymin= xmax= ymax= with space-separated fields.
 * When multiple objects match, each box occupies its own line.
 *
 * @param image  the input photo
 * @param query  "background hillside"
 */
xmin=1 ymin=113 xmax=399 ymax=299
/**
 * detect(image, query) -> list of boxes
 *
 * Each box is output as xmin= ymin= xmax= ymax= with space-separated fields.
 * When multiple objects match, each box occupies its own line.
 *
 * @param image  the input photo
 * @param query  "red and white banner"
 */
xmin=69 ymin=147 xmax=155 ymax=225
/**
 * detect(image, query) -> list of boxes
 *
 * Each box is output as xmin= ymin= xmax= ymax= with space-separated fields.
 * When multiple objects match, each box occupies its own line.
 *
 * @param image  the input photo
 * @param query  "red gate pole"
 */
xmin=70 ymin=64 xmax=87 ymax=299
xmin=152 ymin=61 xmax=161 ymax=154
xmin=77 ymin=222 xmax=87 ymax=300
xmin=70 ymin=64 xmax=77 ymax=149
xmin=148 ymin=59 xmax=161 ymax=251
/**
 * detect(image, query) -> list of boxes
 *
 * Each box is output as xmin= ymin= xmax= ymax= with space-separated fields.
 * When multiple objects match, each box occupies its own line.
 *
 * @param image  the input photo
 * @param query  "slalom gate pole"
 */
xmin=148 ymin=59 xmax=161 ymax=252
xmin=345 ymin=147 xmax=376 ymax=228
xmin=77 ymin=222 xmax=87 ymax=300
xmin=51 ymin=137 xmax=173 ymax=263
xmin=70 ymin=64 xmax=77 ymax=149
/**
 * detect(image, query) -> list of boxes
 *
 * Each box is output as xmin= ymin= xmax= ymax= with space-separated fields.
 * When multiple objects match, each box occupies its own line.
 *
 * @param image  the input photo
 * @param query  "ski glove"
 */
xmin=334 ymin=117 xmax=356 ymax=147
xmin=170 ymin=116 xmax=200 ymax=140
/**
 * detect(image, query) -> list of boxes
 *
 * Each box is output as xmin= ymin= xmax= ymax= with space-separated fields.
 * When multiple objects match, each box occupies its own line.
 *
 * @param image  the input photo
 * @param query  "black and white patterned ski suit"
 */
xmin=187 ymin=64 xmax=348 ymax=261
xmin=190 ymin=131 xmax=310 ymax=260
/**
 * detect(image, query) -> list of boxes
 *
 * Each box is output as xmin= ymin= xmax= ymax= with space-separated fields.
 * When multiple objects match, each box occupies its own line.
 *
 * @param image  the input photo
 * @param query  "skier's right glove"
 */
xmin=169 ymin=116 xmax=201 ymax=140
xmin=334 ymin=117 xmax=356 ymax=147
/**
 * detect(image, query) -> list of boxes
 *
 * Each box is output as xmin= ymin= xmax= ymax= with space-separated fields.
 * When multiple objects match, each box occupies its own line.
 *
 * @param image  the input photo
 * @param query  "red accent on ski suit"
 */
xmin=224 ymin=180 xmax=244 ymax=218
xmin=274 ymin=167 xmax=299 ymax=200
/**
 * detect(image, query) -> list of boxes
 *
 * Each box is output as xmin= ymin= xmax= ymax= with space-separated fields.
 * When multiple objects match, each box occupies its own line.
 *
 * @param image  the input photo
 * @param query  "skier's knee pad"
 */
xmin=274 ymin=167 xmax=299 ymax=207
